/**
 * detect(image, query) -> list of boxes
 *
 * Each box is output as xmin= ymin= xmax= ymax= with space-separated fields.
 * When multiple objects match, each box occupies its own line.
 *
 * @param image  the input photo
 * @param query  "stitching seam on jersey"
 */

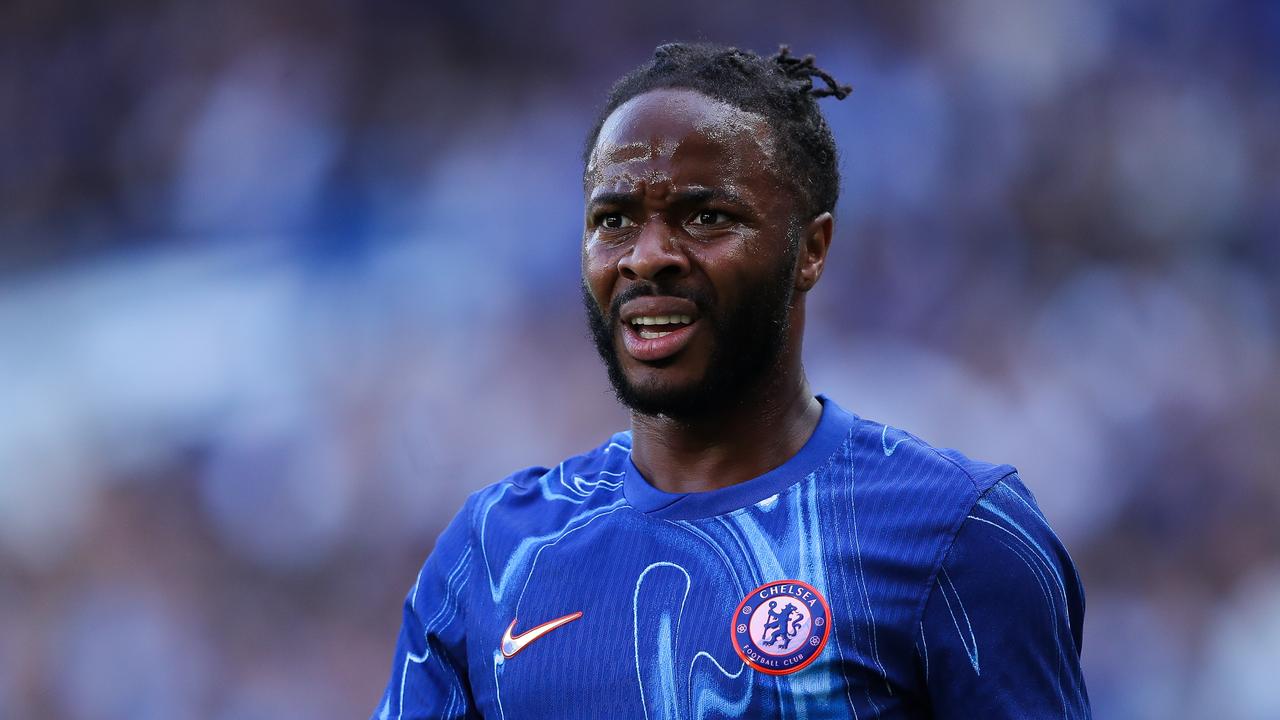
xmin=909 ymin=469 xmax=1020 ymax=646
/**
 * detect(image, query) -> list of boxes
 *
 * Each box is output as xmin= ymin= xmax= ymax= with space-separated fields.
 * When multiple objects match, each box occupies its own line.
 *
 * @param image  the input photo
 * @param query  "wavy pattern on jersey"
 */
xmin=380 ymin=523 xmax=474 ymax=720
xmin=479 ymin=441 xmax=641 ymax=719
xmin=703 ymin=475 xmax=844 ymax=719
xmin=477 ymin=436 xmax=632 ymax=604
xmin=541 ymin=441 xmax=630 ymax=502
xmin=659 ymin=466 xmax=873 ymax=718
xmin=915 ymin=476 xmax=1091 ymax=719
xmin=479 ymin=442 xmax=851 ymax=719
xmin=935 ymin=567 xmax=979 ymax=674
xmin=969 ymin=480 xmax=1085 ymax=719
xmin=381 ymin=405 xmax=1090 ymax=719
xmin=480 ymin=426 xmax=899 ymax=720
xmin=634 ymin=562 xmax=692 ymax=720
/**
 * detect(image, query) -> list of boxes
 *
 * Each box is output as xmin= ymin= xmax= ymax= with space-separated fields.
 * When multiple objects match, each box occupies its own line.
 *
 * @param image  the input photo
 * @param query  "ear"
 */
xmin=794 ymin=212 xmax=833 ymax=292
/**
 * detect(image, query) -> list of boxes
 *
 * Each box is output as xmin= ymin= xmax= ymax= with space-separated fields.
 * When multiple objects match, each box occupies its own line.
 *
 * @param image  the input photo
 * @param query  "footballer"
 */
xmin=374 ymin=43 xmax=1091 ymax=719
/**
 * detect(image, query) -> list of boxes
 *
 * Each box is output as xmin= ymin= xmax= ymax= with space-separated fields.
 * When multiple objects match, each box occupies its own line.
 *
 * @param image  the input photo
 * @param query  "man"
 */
xmin=375 ymin=43 xmax=1091 ymax=719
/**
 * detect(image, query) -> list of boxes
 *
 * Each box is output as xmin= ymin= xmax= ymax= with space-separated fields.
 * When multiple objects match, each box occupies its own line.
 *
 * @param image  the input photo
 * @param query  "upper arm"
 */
xmin=917 ymin=477 xmax=1091 ymax=719
xmin=373 ymin=498 xmax=480 ymax=720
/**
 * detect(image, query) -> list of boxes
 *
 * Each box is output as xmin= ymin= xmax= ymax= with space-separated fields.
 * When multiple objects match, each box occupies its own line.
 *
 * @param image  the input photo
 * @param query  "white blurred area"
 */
xmin=1 ymin=0 xmax=1277 ymax=717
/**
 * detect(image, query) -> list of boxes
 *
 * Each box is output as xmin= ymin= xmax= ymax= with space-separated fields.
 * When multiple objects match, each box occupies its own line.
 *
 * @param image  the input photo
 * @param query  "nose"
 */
xmin=617 ymin=222 xmax=690 ymax=283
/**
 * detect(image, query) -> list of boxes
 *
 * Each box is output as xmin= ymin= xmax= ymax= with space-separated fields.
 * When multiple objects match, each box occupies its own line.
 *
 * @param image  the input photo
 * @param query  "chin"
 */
xmin=619 ymin=388 xmax=708 ymax=418
xmin=613 ymin=369 xmax=723 ymax=418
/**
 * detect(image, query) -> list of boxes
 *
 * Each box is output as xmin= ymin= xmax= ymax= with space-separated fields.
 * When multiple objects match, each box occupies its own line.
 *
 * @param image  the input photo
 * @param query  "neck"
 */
xmin=628 ymin=366 xmax=822 ymax=495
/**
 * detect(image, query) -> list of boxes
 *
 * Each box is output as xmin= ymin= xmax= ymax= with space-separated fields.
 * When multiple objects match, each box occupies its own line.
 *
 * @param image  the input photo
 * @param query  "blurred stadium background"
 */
xmin=2 ymin=1 xmax=1278 ymax=717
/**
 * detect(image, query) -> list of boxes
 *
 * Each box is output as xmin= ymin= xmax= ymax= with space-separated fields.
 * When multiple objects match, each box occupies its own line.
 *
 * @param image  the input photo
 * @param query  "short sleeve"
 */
xmin=373 ymin=499 xmax=479 ymax=720
xmin=916 ymin=476 xmax=1092 ymax=719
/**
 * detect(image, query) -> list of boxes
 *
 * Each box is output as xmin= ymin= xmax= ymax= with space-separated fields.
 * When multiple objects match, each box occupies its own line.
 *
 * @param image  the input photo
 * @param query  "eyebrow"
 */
xmin=587 ymin=187 xmax=749 ymax=210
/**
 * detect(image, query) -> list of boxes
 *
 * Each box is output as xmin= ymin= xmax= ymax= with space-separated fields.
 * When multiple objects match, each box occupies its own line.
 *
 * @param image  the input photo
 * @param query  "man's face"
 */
xmin=581 ymin=88 xmax=801 ymax=418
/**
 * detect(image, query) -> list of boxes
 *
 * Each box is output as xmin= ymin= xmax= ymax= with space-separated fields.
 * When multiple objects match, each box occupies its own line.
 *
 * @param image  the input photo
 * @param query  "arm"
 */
xmin=373 ymin=501 xmax=479 ymax=720
xmin=917 ymin=476 xmax=1092 ymax=719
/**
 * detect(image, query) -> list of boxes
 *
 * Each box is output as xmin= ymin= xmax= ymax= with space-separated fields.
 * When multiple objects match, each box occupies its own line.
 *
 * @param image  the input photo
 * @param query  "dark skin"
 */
xmin=582 ymin=88 xmax=833 ymax=495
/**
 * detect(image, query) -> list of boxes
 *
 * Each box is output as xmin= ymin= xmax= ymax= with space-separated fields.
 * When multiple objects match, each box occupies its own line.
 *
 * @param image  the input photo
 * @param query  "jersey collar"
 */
xmin=622 ymin=395 xmax=859 ymax=520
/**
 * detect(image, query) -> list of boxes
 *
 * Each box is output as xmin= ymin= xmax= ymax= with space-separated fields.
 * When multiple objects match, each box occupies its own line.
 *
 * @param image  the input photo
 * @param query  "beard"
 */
xmin=582 ymin=243 xmax=799 ymax=419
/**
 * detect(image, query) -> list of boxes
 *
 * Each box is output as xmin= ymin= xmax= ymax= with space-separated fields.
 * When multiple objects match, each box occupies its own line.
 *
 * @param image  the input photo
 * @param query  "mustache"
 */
xmin=607 ymin=282 xmax=713 ymax=320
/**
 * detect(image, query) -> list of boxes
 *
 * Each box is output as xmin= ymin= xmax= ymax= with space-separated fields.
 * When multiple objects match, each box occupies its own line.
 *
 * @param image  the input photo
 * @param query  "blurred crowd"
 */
xmin=1 ymin=1 xmax=1277 ymax=717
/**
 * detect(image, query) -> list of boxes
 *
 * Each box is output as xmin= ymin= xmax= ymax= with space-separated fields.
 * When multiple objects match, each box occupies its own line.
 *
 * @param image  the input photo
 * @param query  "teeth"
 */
xmin=631 ymin=315 xmax=693 ymax=326
xmin=639 ymin=330 xmax=673 ymax=339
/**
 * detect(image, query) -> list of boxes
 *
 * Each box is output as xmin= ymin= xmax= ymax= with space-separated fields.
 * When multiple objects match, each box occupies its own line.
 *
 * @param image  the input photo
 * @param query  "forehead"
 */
xmin=585 ymin=88 xmax=777 ymax=191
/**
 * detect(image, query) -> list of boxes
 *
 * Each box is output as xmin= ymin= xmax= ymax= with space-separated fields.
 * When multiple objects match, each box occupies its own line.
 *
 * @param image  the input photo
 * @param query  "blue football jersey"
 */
xmin=374 ymin=396 xmax=1091 ymax=719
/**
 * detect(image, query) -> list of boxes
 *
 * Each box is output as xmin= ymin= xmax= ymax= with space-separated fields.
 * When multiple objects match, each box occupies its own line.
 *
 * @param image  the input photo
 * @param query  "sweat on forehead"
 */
xmin=585 ymin=89 xmax=778 ymax=189
xmin=586 ymin=89 xmax=768 ymax=163
xmin=581 ymin=43 xmax=850 ymax=220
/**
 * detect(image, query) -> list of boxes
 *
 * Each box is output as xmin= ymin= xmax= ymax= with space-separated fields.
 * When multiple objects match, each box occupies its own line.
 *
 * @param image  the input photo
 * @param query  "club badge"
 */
xmin=731 ymin=579 xmax=831 ymax=675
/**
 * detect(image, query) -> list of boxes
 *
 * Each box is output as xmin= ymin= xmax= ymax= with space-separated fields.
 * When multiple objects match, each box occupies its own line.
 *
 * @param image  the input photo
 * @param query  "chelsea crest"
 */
xmin=731 ymin=579 xmax=832 ymax=675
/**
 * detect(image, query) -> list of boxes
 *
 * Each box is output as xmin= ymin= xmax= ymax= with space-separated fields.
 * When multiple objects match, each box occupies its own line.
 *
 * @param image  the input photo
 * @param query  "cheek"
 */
xmin=684 ymin=239 xmax=759 ymax=295
xmin=582 ymin=243 xmax=620 ymax=306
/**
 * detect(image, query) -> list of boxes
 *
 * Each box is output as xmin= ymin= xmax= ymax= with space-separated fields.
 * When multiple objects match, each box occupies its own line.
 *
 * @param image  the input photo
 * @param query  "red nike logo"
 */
xmin=500 ymin=611 xmax=584 ymax=659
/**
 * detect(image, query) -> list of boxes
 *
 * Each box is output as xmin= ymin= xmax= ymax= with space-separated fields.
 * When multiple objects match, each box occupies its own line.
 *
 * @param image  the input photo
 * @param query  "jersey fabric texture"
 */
xmin=374 ymin=396 xmax=1091 ymax=719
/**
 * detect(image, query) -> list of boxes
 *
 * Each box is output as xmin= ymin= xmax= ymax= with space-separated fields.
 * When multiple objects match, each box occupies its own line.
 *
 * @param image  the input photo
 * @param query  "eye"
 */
xmin=600 ymin=213 xmax=634 ymax=229
xmin=689 ymin=210 xmax=730 ymax=226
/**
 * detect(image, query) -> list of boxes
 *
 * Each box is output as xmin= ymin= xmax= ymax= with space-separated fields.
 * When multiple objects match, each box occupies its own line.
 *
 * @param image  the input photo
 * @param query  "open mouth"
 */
xmin=620 ymin=314 xmax=699 ymax=362
xmin=618 ymin=296 xmax=702 ymax=363
xmin=628 ymin=314 xmax=694 ymax=339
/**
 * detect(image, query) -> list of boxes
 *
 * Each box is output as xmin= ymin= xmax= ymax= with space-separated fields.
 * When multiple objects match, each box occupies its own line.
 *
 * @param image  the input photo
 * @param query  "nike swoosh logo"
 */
xmin=500 ymin=611 xmax=584 ymax=659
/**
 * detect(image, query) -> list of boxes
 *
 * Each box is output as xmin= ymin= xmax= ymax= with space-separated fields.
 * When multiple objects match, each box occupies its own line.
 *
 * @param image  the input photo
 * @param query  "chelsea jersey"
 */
xmin=374 ymin=396 xmax=1091 ymax=719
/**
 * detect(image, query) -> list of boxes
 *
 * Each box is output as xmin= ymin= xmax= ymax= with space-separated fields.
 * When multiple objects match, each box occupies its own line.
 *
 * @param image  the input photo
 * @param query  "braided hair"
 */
xmin=584 ymin=43 xmax=852 ymax=222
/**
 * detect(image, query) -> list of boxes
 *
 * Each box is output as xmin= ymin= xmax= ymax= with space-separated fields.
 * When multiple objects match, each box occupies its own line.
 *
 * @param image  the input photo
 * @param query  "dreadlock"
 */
xmin=584 ymin=43 xmax=852 ymax=221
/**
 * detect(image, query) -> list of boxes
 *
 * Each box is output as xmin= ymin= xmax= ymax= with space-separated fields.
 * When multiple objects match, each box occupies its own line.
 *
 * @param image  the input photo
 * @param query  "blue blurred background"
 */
xmin=2 ymin=1 xmax=1278 ymax=717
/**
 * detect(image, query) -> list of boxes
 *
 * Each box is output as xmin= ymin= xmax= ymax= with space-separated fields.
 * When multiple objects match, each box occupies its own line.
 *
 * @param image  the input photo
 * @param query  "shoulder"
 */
xmin=950 ymin=472 xmax=1082 ymax=618
xmin=456 ymin=430 xmax=634 ymax=539
xmin=822 ymin=410 xmax=1032 ymax=614
xmin=847 ymin=420 xmax=1086 ymax=651
xmin=841 ymin=413 xmax=1018 ymax=511
xmin=919 ymin=473 xmax=1089 ymax=710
